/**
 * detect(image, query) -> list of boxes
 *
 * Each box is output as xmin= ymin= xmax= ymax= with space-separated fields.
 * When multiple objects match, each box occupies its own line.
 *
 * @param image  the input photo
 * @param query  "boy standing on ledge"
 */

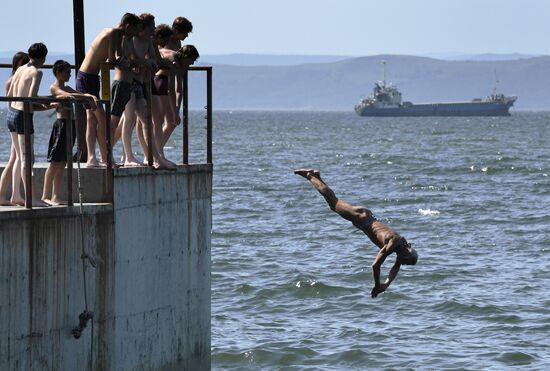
xmin=43 ymin=60 xmax=97 ymax=205
xmin=6 ymin=42 xmax=52 ymax=207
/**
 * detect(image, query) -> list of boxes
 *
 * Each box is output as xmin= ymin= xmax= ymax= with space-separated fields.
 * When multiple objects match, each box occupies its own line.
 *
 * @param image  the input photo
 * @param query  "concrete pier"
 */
xmin=0 ymin=165 xmax=212 ymax=370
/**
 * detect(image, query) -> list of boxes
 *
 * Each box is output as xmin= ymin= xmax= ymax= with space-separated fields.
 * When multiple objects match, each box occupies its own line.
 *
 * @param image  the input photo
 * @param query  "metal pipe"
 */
xmin=23 ymin=102 xmax=32 ymax=209
xmin=183 ymin=69 xmax=189 ymax=165
xmin=206 ymin=67 xmax=213 ymax=164
xmin=67 ymin=104 xmax=75 ymax=206
xmin=72 ymin=0 xmax=86 ymax=69
xmin=144 ymin=71 xmax=154 ymax=167
xmin=100 ymin=62 xmax=110 ymax=101
xmin=104 ymin=102 xmax=113 ymax=203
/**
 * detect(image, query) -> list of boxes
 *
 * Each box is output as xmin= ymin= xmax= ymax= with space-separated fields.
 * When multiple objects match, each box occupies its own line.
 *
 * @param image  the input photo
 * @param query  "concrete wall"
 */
xmin=0 ymin=165 xmax=212 ymax=370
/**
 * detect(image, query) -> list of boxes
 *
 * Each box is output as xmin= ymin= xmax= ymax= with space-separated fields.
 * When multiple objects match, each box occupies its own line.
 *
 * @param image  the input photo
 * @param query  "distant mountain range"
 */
xmin=2 ymin=53 xmax=550 ymax=110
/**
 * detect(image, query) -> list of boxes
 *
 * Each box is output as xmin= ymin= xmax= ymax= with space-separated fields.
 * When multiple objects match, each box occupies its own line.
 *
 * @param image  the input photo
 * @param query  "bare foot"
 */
xmin=10 ymin=197 xmax=25 ymax=206
xmin=124 ymin=158 xmax=145 ymax=167
xmin=154 ymin=159 xmax=177 ymax=170
xmin=294 ymin=168 xmax=320 ymax=179
xmin=47 ymin=198 xmax=67 ymax=206
xmin=86 ymin=158 xmax=103 ymax=168
xmin=0 ymin=198 xmax=14 ymax=206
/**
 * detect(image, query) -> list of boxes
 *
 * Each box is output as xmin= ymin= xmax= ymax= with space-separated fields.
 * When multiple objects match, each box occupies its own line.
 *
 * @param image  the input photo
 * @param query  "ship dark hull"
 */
xmin=355 ymin=101 xmax=514 ymax=117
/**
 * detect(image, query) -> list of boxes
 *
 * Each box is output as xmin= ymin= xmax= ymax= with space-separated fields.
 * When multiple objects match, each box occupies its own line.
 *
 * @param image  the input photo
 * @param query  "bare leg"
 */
xmin=161 ymin=95 xmax=177 ymax=146
xmin=152 ymin=95 xmax=166 ymax=158
xmin=41 ymin=163 xmax=55 ymax=202
xmin=121 ymin=96 xmax=144 ymax=167
xmin=0 ymin=144 xmax=17 ymax=205
xmin=135 ymin=98 xmax=176 ymax=170
xmin=85 ymin=111 xmax=100 ymax=167
xmin=18 ymin=134 xmax=48 ymax=207
xmin=91 ymin=106 xmax=107 ymax=165
xmin=136 ymin=120 xmax=148 ymax=161
xmin=49 ymin=162 xmax=67 ymax=205
xmin=10 ymin=132 xmax=24 ymax=205
xmin=295 ymin=169 xmax=364 ymax=223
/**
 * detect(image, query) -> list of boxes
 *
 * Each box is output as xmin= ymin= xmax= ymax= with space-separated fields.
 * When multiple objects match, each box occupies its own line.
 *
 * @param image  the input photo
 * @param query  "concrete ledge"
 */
xmin=0 ymin=163 xmax=212 ymax=370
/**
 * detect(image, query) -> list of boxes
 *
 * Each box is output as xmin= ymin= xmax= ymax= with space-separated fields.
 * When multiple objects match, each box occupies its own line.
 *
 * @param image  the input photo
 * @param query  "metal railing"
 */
xmin=1 ymin=63 xmax=213 ymax=164
xmin=97 ymin=64 xmax=213 ymax=165
xmin=0 ymin=96 xmax=113 ymax=209
xmin=0 ymin=63 xmax=213 ymax=209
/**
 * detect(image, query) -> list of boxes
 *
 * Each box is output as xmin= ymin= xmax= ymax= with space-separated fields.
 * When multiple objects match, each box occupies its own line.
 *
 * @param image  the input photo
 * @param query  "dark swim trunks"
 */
xmin=132 ymin=79 xmax=146 ymax=100
xmin=47 ymin=118 xmax=76 ymax=162
xmin=152 ymin=75 xmax=168 ymax=96
xmin=6 ymin=108 xmax=34 ymax=135
xmin=75 ymin=70 xmax=100 ymax=98
xmin=110 ymin=80 xmax=133 ymax=117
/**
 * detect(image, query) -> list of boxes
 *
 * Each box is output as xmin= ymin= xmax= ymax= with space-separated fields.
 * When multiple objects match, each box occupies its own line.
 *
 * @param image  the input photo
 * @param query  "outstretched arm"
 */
xmin=371 ymin=237 xmax=399 ymax=298
xmin=383 ymin=260 xmax=401 ymax=288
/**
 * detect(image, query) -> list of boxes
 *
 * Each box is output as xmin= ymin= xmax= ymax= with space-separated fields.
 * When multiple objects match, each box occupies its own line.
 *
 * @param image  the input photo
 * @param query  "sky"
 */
xmin=1 ymin=0 xmax=549 ymax=56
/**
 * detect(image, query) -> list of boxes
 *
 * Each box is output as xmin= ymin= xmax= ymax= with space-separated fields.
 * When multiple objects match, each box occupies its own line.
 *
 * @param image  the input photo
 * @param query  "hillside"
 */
xmin=2 ymin=54 xmax=550 ymax=110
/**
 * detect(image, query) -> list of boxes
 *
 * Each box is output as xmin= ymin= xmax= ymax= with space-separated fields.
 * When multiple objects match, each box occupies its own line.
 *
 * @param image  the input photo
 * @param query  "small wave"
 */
xmin=418 ymin=208 xmax=440 ymax=216
xmin=292 ymin=278 xmax=358 ymax=297
xmin=496 ymin=351 xmax=536 ymax=366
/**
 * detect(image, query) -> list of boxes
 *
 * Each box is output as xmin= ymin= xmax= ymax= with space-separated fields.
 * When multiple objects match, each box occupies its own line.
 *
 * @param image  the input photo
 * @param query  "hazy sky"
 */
xmin=1 ymin=0 xmax=549 ymax=56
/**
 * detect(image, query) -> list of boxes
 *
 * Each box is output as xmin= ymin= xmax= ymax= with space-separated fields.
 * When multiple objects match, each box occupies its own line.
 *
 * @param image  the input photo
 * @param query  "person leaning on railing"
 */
xmin=42 ymin=60 xmax=98 ymax=205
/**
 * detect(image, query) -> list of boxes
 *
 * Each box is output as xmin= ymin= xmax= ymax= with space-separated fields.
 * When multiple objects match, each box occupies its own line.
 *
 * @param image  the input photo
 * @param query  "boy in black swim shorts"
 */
xmin=43 ymin=60 xmax=97 ymax=205
xmin=6 ymin=42 xmax=54 ymax=207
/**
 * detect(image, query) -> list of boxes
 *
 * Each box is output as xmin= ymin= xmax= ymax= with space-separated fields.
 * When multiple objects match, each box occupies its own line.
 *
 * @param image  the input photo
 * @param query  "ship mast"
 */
xmin=382 ymin=60 xmax=387 ymax=87
xmin=492 ymin=68 xmax=499 ymax=96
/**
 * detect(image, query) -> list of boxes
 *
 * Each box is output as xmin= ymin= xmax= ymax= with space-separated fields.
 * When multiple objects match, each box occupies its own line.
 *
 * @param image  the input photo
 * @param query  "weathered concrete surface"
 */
xmin=0 ymin=164 xmax=212 ymax=370
xmin=0 ymin=162 xmax=109 ymax=203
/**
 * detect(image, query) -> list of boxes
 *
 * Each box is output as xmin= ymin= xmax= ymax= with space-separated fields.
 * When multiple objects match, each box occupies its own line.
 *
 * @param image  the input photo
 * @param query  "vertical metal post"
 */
xmin=66 ymin=103 xmax=75 ymax=206
xmin=73 ymin=0 xmax=87 ymax=163
xmin=104 ymin=102 xmax=113 ymax=203
xmin=23 ymin=102 xmax=32 ymax=209
xmin=206 ymin=67 xmax=213 ymax=164
xmin=100 ymin=62 xmax=111 ymax=101
xmin=183 ymin=70 xmax=189 ymax=165
xmin=73 ymin=0 xmax=86 ymax=70
xmin=145 ymin=71 xmax=154 ymax=167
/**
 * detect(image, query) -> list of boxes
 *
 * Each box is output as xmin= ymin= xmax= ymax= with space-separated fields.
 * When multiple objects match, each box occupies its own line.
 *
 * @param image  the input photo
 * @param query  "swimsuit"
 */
xmin=75 ymin=71 xmax=100 ymax=98
xmin=110 ymin=80 xmax=133 ymax=117
xmin=47 ymin=119 xmax=75 ymax=162
xmin=152 ymin=75 xmax=169 ymax=96
xmin=132 ymin=79 xmax=146 ymax=100
xmin=6 ymin=108 xmax=34 ymax=135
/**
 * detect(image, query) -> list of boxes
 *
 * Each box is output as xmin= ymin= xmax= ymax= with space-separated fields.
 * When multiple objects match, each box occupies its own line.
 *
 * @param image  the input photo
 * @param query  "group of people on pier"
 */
xmin=1 ymin=12 xmax=199 ymax=207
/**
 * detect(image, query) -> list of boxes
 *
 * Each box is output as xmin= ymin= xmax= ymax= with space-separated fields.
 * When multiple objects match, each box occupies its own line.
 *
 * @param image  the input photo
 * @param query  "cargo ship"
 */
xmin=354 ymin=62 xmax=517 ymax=117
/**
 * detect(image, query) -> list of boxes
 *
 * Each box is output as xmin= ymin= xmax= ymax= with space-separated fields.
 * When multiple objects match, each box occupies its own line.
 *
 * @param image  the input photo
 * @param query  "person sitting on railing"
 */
xmin=158 ymin=45 xmax=200 ymax=148
xmin=166 ymin=16 xmax=193 ymax=123
xmin=42 ymin=60 xmax=98 ymax=205
xmin=76 ymin=12 xmax=142 ymax=168
xmin=6 ymin=43 xmax=55 ymax=207
xmin=0 ymin=51 xmax=29 ymax=206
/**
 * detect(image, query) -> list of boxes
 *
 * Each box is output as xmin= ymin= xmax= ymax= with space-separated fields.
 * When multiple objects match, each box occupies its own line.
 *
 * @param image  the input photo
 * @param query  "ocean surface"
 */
xmin=1 ymin=109 xmax=549 ymax=370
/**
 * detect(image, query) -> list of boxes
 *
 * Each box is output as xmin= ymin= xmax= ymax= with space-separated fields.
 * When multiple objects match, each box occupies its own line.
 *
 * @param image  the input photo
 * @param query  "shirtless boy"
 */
xmin=156 ymin=44 xmax=199 ymax=147
xmin=76 ymin=13 xmax=142 ymax=167
xmin=116 ymin=13 xmax=157 ymax=166
xmin=0 ymin=51 xmax=29 ymax=206
xmin=6 ymin=43 xmax=52 ymax=207
xmin=109 ymin=14 xmax=174 ymax=169
xmin=42 ymin=60 xmax=97 ymax=205
xmin=295 ymin=169 xmax=418 ymax=298
xmin=165 ymin=16 xmax=193 ymax=121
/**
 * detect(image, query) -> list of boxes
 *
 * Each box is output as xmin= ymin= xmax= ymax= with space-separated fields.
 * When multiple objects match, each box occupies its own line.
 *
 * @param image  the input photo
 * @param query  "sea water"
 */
xmin=0 ymin=109 xmax=548 ymax=370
